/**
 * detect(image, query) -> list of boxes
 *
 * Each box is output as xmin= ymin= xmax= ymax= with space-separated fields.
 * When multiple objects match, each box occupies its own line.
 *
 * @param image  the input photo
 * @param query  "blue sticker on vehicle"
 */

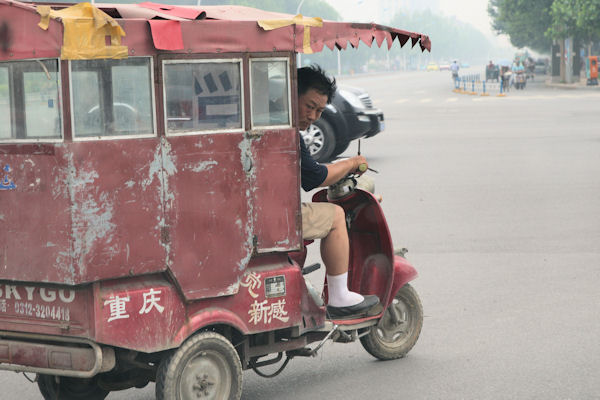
xmin=1 ymin=164 xmax=16 ymax=190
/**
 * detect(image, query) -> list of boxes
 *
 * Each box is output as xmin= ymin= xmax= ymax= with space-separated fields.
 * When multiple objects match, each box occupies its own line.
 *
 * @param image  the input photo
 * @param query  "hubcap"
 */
xmin=376 ymin=298 xmax=410 ymax=343
xmin=301 ymin=125 xmax=324 ymax=156
xmin=193 ymin=373 xmax=215 ymax=397
xmin=180 ymin=350 xmax=231 ymax=400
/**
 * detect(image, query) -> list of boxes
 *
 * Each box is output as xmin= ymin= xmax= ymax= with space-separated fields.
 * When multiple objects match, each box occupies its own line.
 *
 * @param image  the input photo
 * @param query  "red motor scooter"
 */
xmin=277 ymin=170 xmax=423 ymax=369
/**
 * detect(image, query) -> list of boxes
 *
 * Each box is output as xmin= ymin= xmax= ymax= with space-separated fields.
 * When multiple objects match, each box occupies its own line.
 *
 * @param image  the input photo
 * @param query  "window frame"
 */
xmin=0 ymin=58 xmax=63 ymax=144
xmin=162 ymin=58 xmax=245 ymax=137
xmin=249 ymin=57 xmax=292 ymax=129
xmin=69 ymin=56 xmax=157 ymax=142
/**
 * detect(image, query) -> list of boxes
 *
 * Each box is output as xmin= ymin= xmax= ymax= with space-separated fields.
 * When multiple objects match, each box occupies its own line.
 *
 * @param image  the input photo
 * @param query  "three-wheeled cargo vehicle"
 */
xmin=486 ymin=64 xmax=500 ymax=82
xmin=0 ymin=2 xmax=430 ymax=399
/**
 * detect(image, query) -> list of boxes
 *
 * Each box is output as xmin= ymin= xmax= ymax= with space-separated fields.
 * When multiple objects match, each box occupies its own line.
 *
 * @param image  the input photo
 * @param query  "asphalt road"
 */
xmin=3 ymin=69 xmax=600 ymax=400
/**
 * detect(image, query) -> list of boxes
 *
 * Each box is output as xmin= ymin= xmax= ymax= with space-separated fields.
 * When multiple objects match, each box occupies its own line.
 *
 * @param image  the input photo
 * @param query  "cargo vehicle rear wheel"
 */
xmin=37 ymin=374 xmax=109 ymax=400
xmin=360 ymin=284 xmax=423 ymax=360
xmin=156 ymin=331 xmax=242 ymax=400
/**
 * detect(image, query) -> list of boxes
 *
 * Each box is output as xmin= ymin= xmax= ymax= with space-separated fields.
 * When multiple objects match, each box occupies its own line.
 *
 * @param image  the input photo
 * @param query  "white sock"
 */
xmin=326 ymin=272 xmax=364 ymax=307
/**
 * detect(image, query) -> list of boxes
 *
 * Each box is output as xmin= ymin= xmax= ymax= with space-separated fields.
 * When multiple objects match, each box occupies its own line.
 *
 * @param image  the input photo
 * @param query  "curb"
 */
xmin=544 ymin=79 xmax=600 ymax=90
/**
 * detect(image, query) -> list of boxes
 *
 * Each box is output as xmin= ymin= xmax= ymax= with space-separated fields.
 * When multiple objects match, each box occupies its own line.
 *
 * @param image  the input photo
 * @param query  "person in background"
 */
xmin=487 ymin=60 xmax=496 ymax=81
xmin=500 ymin=65 xmax=511 ymax=92
xmin=511 ymin=59 xmax=523 ymax=86
xmin=512 ymin=59 xmax=525 ymax=88
xmin=450 ymin=60 xmax=460 ymax=81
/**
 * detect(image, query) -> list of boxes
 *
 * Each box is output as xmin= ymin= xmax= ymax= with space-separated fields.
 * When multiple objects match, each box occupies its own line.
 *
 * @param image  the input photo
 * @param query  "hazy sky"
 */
xmin=438 ymin=0 xmax=493 ymax=36
xmin=326 ymin=0 xmax=508 ymax=45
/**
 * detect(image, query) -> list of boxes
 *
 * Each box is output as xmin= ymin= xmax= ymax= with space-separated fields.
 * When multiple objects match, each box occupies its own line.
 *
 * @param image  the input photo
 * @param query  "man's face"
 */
xmin=297 ymin=88 xmax=328 ymax=131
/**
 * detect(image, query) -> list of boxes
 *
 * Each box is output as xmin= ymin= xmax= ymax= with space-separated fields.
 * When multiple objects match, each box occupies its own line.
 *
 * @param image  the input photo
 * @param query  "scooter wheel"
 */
xmin=156 ymin=331 xmax=242 ymax=400
xmin=360 ymin=284 xmax=423 ymax=360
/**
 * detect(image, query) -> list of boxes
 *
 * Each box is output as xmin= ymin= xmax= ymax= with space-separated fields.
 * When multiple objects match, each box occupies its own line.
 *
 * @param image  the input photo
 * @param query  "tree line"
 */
xmin=489 ymin=0 xmax=600 ymax=54
xmin=189 ymin=0 xmax=505 ymax=73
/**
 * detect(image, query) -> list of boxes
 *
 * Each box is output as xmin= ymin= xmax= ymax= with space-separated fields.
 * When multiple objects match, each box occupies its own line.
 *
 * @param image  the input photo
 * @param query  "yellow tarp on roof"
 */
xmin=258 ymin=14 xmax=322 ymax=54
xmin=37 ymin=2 xmax=127 ymax=60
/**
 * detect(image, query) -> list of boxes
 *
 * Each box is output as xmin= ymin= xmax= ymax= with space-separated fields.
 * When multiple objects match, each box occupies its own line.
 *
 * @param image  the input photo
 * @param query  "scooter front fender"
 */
xmin=387 ymin=255 xmax=418 ymax=307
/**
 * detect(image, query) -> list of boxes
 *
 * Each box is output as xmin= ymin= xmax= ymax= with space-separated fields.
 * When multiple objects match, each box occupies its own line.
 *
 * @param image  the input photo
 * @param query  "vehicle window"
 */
xmin=0 ymin=68 xmax=9 ymax=139
xmin=250 ymin=60 xmax=290 ymax=127
xmin=0 ymin=59 xmax=61 ymax=141
xmin=71 ymin=58 xmax=154 ymax=138
xmin=164 ymin=60 xmax=242 ymax=134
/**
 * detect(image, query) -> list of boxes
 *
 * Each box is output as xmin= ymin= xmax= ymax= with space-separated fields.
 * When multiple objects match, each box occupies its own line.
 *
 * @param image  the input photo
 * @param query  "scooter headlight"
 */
xmin=327 ymin=176 xmax=357 ymax=200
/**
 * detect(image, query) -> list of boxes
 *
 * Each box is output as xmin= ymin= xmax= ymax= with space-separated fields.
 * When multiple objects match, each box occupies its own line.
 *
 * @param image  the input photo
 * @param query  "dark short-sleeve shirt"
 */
xmin=299 ymin=134 xmax=328 ymax=192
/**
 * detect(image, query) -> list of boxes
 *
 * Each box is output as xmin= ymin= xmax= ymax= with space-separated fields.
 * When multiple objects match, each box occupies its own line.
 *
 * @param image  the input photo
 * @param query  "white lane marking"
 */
xmin=420 ymin=98 xmax=432 ymax=103
xmin=395 ymin=98 xmax=409 ymax=104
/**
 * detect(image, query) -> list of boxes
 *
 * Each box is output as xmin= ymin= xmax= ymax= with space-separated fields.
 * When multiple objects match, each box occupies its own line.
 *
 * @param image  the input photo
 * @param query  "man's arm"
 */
xmin=320 ymin=155 xmax=367 ymax=187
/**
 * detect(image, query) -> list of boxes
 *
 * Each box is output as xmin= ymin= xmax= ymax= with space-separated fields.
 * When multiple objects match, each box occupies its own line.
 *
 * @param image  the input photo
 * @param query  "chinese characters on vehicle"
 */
xmin=248 ymin=299 xmax=289 ymax=325
xmin=239 ymin=271 xmax=261 ymax=298
xmin=241 ymin=272 xmax=289 ymax=325
xmin=101 ymin=275 xmax=290 ymax=326
xmin=104 ymin=288 xmax=165 ymax=323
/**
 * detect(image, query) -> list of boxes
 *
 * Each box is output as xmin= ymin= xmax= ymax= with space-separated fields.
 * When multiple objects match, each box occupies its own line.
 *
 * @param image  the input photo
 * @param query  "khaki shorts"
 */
xmin=301 ymin=202 xmax=336 ymax=240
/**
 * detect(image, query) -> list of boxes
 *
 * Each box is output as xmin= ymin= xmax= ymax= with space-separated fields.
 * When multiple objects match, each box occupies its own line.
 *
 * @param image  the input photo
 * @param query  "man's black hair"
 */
xmin=297 ymin=64 xmax=337 ymax=104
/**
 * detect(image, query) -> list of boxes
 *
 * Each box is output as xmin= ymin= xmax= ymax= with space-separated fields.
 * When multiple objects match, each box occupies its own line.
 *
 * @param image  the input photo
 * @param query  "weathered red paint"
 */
xmin=0 ymin=1 xmax=430 ymax=62
xmin=389 ymin=255 xmax=419 ymax=306
xmin=164 ymin=133 xmax=254 ymax=300
xmin=250 ymin=129 xmax=302 ymax=252
xmin=0 ymin=338 xmax=96 ymax=371
xmin=0 ymin=281 xmax=93 ymax=337
xmin=0 ymin=0 xmax=429 ymax=378
xmin=176 ymin=256 xmax=316 ymax=341
xmin=0 ymin=1 xmax=63 ymax=60
xmin=93 ymin=275 xmax=186 ymax=353
xmin=0 ymin=139 xmax=166 ymax=284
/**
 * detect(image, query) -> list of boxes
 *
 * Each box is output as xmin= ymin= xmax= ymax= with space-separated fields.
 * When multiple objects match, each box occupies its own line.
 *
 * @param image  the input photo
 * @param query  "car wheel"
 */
xmin=332 ymin=139 xmax=351 ymax=159
xmin=302 ymin=119 xmax=336 ymax=163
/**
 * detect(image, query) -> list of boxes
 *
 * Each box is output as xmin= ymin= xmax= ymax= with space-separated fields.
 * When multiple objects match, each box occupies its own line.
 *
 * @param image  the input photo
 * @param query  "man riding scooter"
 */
xmin=297 ymin=65 xmax=380 ymax=319
xmin=512 ymin=59 xmax=526 ymax=89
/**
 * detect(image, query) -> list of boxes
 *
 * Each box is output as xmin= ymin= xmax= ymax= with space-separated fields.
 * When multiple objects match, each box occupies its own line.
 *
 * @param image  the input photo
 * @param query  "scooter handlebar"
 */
xmin=357 ymin=163 xmax=378 ymax=174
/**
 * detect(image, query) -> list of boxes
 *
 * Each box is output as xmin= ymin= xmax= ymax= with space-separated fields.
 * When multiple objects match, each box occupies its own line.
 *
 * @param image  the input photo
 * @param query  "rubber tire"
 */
xmin=360 ymin=284 xmax=423 ymax=360
xmin=37 ymin=374 xmax=109 ymax=400
xmin=307 ymin=118 xmax=336 ymax=163
xmin=155 ymin=331 xmax=242 ymax=400
xmin=331 ymin=137 xmax=351 ymax=159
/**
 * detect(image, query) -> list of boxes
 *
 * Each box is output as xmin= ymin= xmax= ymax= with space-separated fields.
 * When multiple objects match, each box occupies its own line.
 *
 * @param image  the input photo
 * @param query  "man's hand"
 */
xmin=321 ymin=155 xmax=368 ymax=187
xmin=351 ymin=155 xmax=368 ymax=174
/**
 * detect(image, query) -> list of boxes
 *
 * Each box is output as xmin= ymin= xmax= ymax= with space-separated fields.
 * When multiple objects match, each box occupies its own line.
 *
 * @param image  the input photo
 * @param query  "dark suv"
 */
xmin=301 ymin=85 xmax=384 ymax=162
